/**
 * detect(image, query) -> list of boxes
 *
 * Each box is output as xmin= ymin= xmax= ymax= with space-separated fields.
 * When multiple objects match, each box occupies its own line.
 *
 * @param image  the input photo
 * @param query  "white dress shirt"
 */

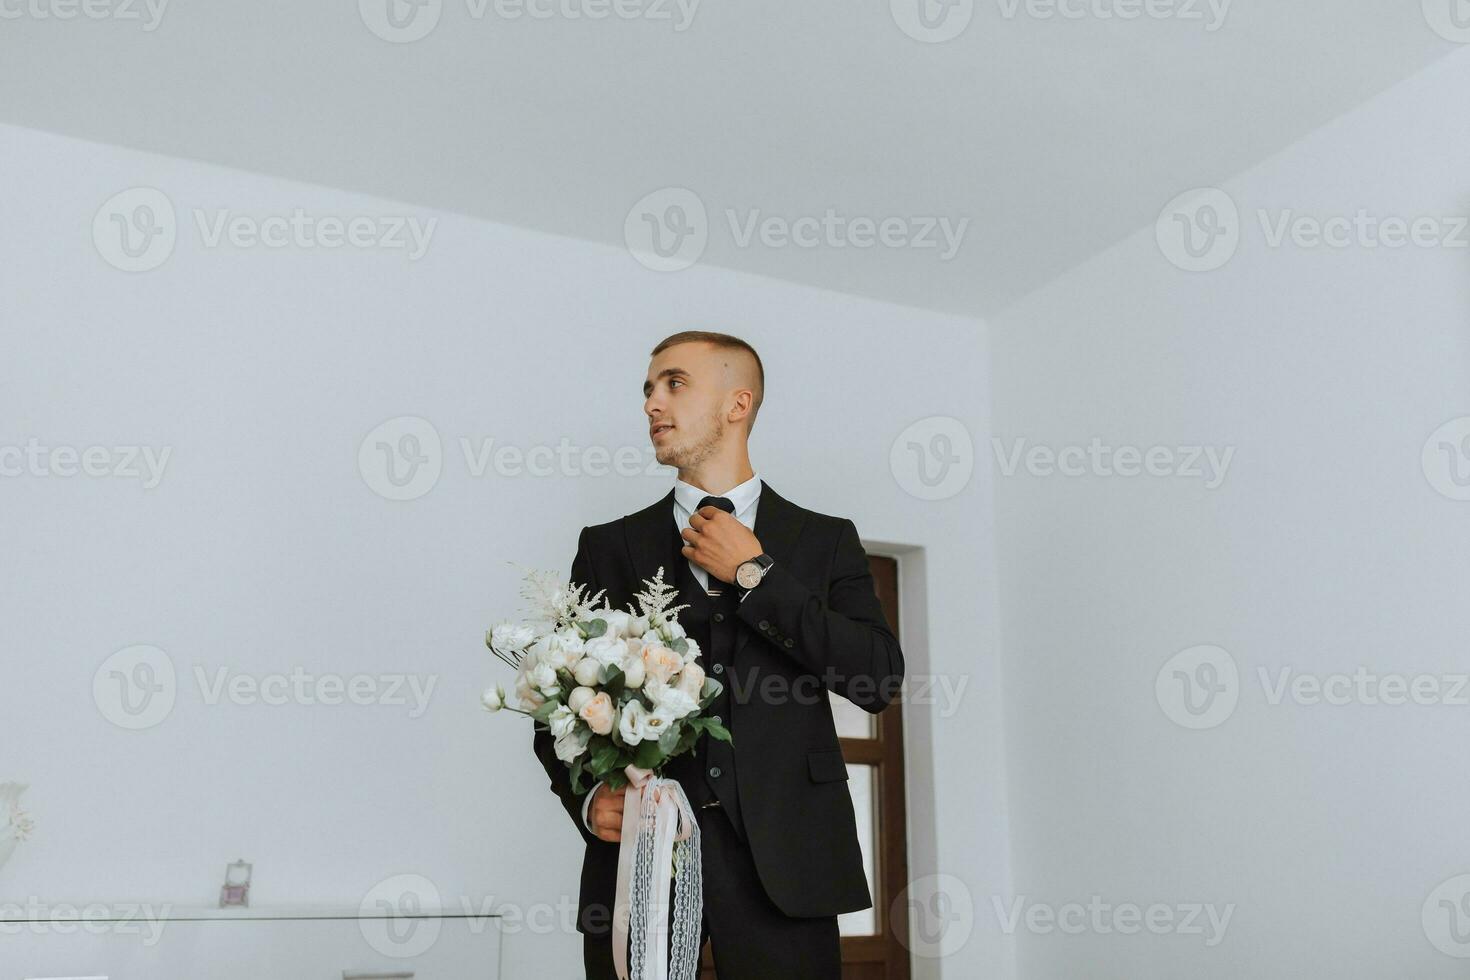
xmin=580 ymin=473 xmax=764 ymax=833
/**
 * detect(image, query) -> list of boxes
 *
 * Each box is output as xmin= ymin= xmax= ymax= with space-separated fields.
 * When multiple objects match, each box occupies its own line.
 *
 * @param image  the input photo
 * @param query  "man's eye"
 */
xmin=669 ymin=379 xmax=683 ymax=389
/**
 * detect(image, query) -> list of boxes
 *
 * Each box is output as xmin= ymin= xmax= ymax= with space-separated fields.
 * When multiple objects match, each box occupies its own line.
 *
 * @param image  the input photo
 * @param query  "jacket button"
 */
xmin=711 ymin=715 xmax=721 ymax=725
xmin=713 ymin=612 xmax=724 ymax=623
xmin=783 ymin=638 xmax=794 ymax=648
xmin=708 ymin=766 xmax=722 ymax=778
xmin=712 ymin=663 xmax=724 ymax=674
xmin=757 ymin=620 xmax=770 ymax=630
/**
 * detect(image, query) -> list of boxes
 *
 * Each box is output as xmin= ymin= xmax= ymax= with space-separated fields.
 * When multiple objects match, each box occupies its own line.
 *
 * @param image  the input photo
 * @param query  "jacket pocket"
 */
xmin=807 ymin=748 xmax=850 ymax=783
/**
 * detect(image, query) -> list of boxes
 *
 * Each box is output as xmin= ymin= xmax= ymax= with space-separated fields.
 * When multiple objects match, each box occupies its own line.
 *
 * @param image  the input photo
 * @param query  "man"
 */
xmin=533 ymin=330 xmax=904 ymax=979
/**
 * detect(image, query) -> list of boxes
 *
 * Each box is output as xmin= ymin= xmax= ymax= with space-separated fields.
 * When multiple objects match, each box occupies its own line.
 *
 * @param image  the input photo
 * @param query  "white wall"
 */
xmin=0 ymin=124 xmax=1007 ymax=979
xmin=990 ymin=49 xmax=1470 ymax=979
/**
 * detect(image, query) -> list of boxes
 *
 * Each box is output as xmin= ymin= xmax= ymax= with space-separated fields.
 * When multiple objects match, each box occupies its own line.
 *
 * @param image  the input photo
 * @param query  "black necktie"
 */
xmin=693 ymin=496 xmax=735 ymax=595
xmin=697 ymin=495 xmax=735 ymax=515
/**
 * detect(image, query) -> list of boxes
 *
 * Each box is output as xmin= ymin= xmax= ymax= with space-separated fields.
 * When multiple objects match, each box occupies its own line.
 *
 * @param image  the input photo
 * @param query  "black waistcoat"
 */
xmin=661 ymin=520 xmax=747 ymax=842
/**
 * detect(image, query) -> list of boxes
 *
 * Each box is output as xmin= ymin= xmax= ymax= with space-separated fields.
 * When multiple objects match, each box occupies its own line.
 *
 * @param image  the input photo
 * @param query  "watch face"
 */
xmin=737 ymin=562 xmax=761 ymax=589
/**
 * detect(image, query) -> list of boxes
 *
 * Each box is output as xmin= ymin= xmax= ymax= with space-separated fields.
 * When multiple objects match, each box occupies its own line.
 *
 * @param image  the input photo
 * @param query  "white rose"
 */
xmin=530 ymin=662 xmax=560 ymax=698
xmin=548 ymin=704 xmax=578 ymax=739
xmin=480 ymin=685 xmax=506 ymax=712
xmin=568 ymin=686 xmax=596 ymax=714
xmin=584 ymin=634 xmax=627 ymax=668
xmin=646 ymin=678 xmax=699 ymax=719
xmin=553 ymin=630 xmax=586 ymax=658
xmin=490 ymin=622 xmax=535 ymax=653
xmin=523 ymin=634 xmax=554 ymax=667
xmin=602 ymin=610 xmax=633 ymax=637
xmin=514 ymin=673 xmax=544 ymax=710
xmin=542 ymin=635 xmax=582 ymax=671
xmin=659 ymin=619 xmax=687 ymax=642
xmin=554 ymin=728 xmax=591 ymax=763
xmin=618 ymin=699 xmax=650 ymax=745
xmin=628 ymin=615 xmax=649 ymax=638
xmin=679 ymin=637 xmax=702 ymax=665
xmin=621 ymin=653 xmax=646 ymax=689
xmin=573 ymin=657 xmax=603 ymax=687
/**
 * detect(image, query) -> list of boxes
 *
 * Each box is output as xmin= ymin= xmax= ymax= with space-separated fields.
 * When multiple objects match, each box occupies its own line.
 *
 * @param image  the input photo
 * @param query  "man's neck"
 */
xmin=677 ymin=458 xmax=755 ymax=496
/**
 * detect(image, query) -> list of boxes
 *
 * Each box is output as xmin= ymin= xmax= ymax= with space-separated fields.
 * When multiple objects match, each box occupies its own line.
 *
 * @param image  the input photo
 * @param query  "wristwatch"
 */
xmin=735 ymin=553 xmax=775 ymax=591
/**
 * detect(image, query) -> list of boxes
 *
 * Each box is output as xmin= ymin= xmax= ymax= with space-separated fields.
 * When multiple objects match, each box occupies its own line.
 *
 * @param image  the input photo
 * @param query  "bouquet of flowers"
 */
xmin=482 ymin=566 xmax=731 ymax=793
xmin=482 ymin=567 xmax=729 ymax=980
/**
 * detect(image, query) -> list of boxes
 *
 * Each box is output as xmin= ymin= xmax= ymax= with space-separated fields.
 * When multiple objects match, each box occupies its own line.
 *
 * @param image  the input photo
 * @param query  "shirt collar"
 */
xmin=673 ymin=471 xmax=762 ymax=521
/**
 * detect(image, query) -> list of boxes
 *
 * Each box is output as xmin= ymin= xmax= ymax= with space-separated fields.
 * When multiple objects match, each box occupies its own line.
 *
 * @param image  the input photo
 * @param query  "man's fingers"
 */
xmin=591 ymin=785 xmax=631 ymax=842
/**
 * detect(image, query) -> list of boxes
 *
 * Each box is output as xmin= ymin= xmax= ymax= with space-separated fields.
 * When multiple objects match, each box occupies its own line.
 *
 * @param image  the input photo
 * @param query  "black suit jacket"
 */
xmin=533 ymin=481 xmax=904 ymax=933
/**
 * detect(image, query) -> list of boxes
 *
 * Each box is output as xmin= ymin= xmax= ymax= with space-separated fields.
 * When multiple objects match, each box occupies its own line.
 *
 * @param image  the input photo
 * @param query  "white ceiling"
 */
xmin=0 ymin=0 xmax=1457 ymax=316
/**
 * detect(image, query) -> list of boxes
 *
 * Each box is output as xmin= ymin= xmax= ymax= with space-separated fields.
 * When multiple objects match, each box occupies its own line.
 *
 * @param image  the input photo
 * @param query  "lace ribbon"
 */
xmin=612 ymin=766 xmax=702 ymax=980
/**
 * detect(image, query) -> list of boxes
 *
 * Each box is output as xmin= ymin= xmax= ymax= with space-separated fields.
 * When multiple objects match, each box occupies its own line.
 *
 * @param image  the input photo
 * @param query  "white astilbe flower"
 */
xmin=516 ymin=566 xmax=606 ymax=628
xmin=633 ymin=567 xmax=690 ymax=627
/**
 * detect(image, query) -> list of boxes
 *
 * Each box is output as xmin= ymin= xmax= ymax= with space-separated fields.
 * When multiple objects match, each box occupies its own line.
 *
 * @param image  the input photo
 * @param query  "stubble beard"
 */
xmin=655 ymin=408 xmax=725 ymax=470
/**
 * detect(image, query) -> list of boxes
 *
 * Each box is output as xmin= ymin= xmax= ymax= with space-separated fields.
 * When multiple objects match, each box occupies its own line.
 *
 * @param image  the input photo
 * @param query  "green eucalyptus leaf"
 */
xmin=633 ymin=739 xmax=664 ymax=770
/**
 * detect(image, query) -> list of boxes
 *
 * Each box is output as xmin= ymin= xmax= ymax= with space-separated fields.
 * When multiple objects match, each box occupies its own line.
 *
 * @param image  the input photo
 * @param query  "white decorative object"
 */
xmin=0 ymin=782 xmax=33 ymax=874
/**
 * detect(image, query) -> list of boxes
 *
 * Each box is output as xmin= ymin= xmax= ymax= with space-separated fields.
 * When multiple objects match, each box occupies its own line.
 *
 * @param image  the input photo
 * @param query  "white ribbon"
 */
xmin=611 ymin=766 xmax=702 ymax=980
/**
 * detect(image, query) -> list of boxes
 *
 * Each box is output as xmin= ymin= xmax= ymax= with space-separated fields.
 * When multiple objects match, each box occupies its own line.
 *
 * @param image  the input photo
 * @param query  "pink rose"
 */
xmin=642 ymin=644 xmax=683 ymax=686
xmin=674 ymin=663 xmax=706 ymax=700
xmin=578 ymin=691 xmax=615 ymax=736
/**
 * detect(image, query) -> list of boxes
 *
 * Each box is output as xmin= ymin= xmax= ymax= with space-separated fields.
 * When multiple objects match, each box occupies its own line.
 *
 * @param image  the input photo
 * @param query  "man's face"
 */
xmin=643 ymin=342 xmax=730 ymax=469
